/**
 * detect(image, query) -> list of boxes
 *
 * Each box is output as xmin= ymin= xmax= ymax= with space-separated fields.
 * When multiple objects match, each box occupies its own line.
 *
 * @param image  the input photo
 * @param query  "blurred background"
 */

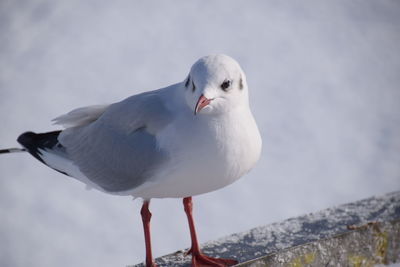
xmin=0 ymin=1 xmax=399 ymax=266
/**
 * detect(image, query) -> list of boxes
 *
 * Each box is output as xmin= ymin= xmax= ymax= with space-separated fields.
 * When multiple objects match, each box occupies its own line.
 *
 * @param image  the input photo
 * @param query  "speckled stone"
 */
xmin=237 ymin=220 xmax=400 ymax=266
xmin=131 ymin=191 xmax=400 ymax=267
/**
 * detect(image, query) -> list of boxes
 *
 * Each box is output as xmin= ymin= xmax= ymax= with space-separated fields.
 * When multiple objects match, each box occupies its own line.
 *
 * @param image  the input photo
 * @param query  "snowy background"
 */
xmin=1 ymin=1 xmax=399 ymax=266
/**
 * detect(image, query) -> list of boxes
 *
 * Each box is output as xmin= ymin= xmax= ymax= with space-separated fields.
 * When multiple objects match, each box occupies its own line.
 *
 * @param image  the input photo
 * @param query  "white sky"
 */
xmin=0 ymin=1 xmax=399 ymax=266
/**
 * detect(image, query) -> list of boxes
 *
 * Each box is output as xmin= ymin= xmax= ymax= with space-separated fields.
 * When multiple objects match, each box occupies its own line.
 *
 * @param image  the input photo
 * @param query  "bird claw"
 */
xmin=144 ymin=260 xmax=158 ymax=267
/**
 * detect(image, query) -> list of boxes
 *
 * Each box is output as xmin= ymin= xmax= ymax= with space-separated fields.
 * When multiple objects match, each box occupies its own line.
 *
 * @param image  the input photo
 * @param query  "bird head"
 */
xmin=183 ymin=54 xmax=249 ymax=116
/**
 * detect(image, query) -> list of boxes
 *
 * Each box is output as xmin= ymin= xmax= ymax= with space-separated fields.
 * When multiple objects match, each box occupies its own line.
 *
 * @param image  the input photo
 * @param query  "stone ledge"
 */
xmin=132 ymin=191 xmax=400 ymax=266
xmin=236 ymin=219 xmax=400 ymax=266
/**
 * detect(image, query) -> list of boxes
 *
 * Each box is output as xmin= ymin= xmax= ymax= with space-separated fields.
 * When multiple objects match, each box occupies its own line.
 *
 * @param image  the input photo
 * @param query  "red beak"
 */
xmin=194 ymin=95 xmax=211 ymax=115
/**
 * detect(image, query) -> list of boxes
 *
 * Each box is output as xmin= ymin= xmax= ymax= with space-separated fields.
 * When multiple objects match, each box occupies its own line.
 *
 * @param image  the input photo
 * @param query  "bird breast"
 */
xmin=144 ymin=107 xmax=262 ymax=198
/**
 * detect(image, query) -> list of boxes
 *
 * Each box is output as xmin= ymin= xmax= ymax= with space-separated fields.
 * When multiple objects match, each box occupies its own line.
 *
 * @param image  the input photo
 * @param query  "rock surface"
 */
xmin=132 ymin=191 xmax=400 ymax=267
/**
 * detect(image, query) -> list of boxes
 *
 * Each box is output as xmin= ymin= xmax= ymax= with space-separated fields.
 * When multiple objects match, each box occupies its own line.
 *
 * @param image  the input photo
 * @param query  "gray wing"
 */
xmin=58 ymin=90 xmax=173 ymax=192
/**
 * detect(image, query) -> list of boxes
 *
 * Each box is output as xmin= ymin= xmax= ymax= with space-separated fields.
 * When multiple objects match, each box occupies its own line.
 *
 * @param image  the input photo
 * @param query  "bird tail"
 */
xmin=0 ymin=147 xmax=26 ymax=154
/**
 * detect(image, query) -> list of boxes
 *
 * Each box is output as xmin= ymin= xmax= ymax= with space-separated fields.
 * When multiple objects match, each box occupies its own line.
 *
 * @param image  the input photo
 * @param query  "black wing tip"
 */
xmin=17 ymin=130 xmax=62 ymax=163
xmin=17 ymin=130 xmax=71 ymax=177
xmin=17 ymin=131 xmax=62 ymax=146
xmin=17 ymin=131 xmax=36 ymax=146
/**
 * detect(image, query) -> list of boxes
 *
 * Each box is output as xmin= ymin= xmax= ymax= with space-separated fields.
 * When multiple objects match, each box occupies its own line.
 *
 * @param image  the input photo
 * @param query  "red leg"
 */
xmin=183 ymin=197 xmax=238 ymax=267
xmin=141 ymin=200 xmax=158 ymax=267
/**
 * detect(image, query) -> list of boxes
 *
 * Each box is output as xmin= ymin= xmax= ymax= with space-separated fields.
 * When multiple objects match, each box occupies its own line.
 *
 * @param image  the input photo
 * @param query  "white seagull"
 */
xmin=1 ymin=54 xmax=262 ymax=267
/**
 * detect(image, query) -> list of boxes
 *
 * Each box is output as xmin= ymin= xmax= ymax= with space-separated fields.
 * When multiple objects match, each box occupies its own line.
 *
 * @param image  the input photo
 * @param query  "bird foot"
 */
xmin=188 ymin=250 xmax=237 ymax=267
xmin=145 ymin=261 xmax=158 ymax=267
xmin=146 ymin=261 xmax=158 ymax=267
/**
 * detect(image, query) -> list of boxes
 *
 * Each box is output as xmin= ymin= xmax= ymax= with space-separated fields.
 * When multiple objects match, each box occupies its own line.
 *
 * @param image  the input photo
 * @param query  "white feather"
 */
xmin=52 ymin=104 xmax=109 ymax=128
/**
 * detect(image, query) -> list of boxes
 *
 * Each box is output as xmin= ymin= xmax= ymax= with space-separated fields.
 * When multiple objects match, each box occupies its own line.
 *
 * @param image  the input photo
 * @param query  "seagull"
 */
xmin=1 ymin=54 xmax=262 ymax=267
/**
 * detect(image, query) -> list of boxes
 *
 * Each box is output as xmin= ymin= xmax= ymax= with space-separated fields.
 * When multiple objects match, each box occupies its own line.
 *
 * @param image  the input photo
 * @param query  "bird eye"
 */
xmin=220 ymin=80 xmax=231 ymax=91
